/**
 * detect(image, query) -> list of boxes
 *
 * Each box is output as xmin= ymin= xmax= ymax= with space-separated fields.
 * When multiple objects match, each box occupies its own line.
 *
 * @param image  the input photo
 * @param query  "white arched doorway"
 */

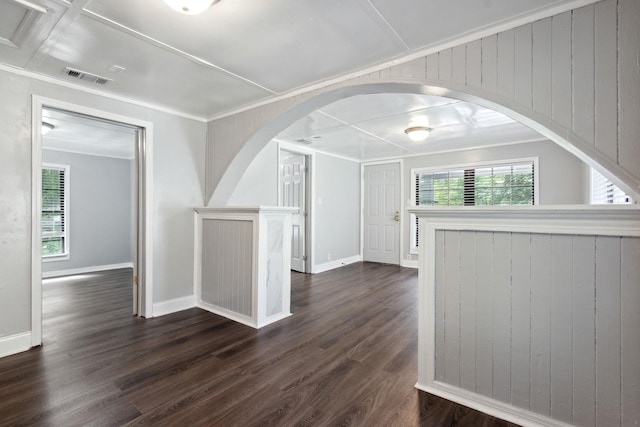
xmin=208 ymin=81 xmax=639 ymax=208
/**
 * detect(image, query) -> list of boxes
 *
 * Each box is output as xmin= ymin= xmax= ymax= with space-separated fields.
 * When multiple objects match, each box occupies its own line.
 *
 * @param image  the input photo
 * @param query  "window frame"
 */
xmin=42 ymin=163 xmax=70 ymax=261
xmin=410 ymin=157 xmax=538 ymax=254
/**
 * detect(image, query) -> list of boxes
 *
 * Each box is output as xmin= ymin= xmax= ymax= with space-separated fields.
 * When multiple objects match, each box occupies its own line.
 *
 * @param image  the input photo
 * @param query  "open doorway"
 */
xmin=41 ymin=107 xmax=137 ymax=323
xmin=31 ymin=97 xmax=153 ymax=347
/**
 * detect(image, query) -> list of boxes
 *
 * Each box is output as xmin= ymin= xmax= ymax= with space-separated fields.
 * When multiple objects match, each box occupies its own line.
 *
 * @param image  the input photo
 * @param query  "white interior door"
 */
xmin=363 ymin=162 xmax=400 ymax=265
xmin=281 ymin=153 xmax=306 ymax=272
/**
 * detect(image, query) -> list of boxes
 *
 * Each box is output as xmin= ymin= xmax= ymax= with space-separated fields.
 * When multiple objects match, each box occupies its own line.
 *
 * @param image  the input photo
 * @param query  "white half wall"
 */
xmin=413 ymin=207 xmax=640 ymax=427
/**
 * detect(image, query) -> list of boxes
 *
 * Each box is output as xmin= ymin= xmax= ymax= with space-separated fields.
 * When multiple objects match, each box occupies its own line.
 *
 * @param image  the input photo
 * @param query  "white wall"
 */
xmin=41 ymin=150 xmax=134 ymax=274
xmin=0 ymin=68 xmax=206 ymax=340
xmin=400 ymin=139 xmax=587 ymax=264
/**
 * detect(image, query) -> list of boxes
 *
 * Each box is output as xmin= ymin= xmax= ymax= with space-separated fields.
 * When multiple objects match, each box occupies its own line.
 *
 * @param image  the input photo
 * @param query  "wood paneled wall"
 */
xmin=201 ymin=219 xmax=253 ymax=317
xmin=206 ymin=0 xmax=639 ymax=206
xmin=433 ymin=230 xmax=640 ymax=426
xmin=420 ymin=0 xmax=637 ymax=191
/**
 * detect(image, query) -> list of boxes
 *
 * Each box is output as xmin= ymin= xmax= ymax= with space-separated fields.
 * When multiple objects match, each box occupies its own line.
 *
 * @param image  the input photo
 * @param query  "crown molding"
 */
xmin=0 ymin=63 xmax=208 ymax=122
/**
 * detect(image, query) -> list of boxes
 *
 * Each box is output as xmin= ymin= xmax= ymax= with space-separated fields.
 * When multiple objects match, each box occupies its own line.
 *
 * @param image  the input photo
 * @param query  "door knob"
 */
xmin=394 ymin=211 xmax=400 ymax=222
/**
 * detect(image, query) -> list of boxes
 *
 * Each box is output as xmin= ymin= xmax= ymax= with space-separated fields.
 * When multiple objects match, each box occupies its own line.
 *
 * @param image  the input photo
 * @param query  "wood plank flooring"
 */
xmin=0 ymin=263 xmax=518 ymax=426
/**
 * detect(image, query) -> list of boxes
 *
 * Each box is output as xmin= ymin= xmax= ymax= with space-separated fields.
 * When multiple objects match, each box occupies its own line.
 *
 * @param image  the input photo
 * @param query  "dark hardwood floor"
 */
xmin=0 ymin=263 xmax=518 ymax=426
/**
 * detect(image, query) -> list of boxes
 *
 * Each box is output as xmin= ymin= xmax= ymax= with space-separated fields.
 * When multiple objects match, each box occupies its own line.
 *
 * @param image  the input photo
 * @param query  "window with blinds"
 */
xmin=42 ymin=165 xmax=69 ymax=257
xmin=591 ymin=168 xmax=633 ymax=204
xmin=412 ymin=161 xmax=535 ymax=249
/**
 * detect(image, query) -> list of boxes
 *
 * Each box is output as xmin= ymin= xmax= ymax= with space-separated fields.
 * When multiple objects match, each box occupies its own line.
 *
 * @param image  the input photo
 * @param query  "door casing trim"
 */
xmin=360 ymin=159 xmax=404 ymax=265
xmin=277 ymin=142 xmax=314 ymax=274
xmin=31 ymin=95 xmax=154 ymax=346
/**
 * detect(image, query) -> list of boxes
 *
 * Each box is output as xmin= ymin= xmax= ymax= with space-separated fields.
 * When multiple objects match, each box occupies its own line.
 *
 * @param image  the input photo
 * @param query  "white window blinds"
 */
xmin=42 ymin=165 xmax=68 ymax=257
xmin=412 ymin=161 xmax=535 ymax=248
xmin=591 ymin=169 xmax=633 ymax=204
xmin=414 ymin=162 xmax=534 ymax=207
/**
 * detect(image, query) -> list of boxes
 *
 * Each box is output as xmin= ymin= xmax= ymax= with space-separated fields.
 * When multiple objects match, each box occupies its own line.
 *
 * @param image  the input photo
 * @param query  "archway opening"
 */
xmin=209 ymin=82 xmax=639 ymax=208
xmin=228 ymin=89 xmax=608 ymax=275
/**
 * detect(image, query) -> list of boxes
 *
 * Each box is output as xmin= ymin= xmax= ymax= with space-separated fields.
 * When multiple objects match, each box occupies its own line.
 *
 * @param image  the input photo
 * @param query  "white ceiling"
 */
xmin=0 ymin=0 xmax=593 ymax=119
xmin=277 ymin=93 xmax=543 ymax=161
xmin=3 ymin=0 xmax=584 ymax=160
xmin=42 ymin=108 xmax=137 ymax=159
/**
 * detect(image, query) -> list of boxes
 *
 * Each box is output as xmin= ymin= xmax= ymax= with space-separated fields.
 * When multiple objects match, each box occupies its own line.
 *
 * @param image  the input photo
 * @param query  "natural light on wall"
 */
xmin=591 ymin=168 xmax=633 ymax=204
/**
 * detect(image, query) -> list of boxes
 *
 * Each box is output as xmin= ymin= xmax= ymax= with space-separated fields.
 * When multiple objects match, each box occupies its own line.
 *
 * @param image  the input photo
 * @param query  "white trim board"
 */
xmin=43 ymin=147 xmax=135 ymax=161
xmin=360 ymin=159 xmax=404 ymax=266
xmin=0 ymin=63 xmax=206 ymax=123
xmin=415 ymin=382 xmax=573 ymax=427
xmin=0 ymin=332 xmax=32 ymax=358
xmin=42 ymin=262 xmax=134 ymax=279
xmin=32 ymin=95 xmax=155 ymax=348
xmin=153 ymin=295 xmax=197 ymax=317
xmin=197 ymin=300 xmax=258 ymax=329
xmin=277 ymin=142 xmax=315 ymax=274
xmin=312 ymin=255 xmax=362 ymax=274
xmin=400 ymin=259 xmax=419 ymax=269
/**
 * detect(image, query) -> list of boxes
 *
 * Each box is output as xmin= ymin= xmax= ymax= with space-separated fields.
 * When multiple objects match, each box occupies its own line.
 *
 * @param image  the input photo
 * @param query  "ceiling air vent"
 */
xmin=64 ymin=67 xmax=113 ymax=85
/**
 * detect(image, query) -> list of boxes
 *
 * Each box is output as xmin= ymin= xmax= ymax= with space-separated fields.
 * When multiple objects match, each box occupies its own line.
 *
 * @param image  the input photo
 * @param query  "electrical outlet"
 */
xmin=327 ymin=253 xmax=332 ymax=261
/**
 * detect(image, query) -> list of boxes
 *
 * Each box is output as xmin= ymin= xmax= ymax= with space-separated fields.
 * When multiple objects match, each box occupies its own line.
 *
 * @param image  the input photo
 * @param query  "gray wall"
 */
xmin=402 ymin=139 xmax=587 ymax=263
xmin=228 ymin=142 xmax=361 ymax=268
xmin=0 ymin=68 xmax=205 ymax=339
xmin=227 ymin=142 xmax=278 ymax=206
xmin=41 ymin=150 xmax=134 ymax=274
xmin=314 ymin=153 xmax=360 ymax=264
xmin=201 ymin=218 xmax=253 ymax=317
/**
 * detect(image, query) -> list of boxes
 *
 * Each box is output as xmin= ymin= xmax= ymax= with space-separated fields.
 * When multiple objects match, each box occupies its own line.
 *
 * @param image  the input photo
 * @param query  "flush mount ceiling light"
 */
xmin=42 ymin=122 xmax=55 ymax=135
xmin=163 ymin=0 xmax=219 ymax=15
xmin=404 ymin=126 xmax=432 ymax=142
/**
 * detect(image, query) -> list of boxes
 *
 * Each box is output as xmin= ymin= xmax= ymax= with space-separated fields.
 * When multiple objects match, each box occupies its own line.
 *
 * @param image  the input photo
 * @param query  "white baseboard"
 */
xmin=400 ymin=259 xmax=419 ymax=269
xmin=153 ymin=295 xmax=196 ymax=317
xmin=42 ymin=262 xmax=134 ymax=278
xmin=312 ymin=255 xmax=362 ymax=274
xmin=415 ymin=382 xmax=573 ymax=427
xmin=0 ymin=332 xmax=32 ymax=358
xmin=197 ymin=300 xmax=257 ymax=328
xmin=256 ymin=312 xmax=292 ymax=329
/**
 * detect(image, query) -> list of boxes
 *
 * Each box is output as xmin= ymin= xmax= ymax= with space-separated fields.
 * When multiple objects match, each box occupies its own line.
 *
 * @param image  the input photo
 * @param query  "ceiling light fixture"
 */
xmin=163 ymin=0 xmax=219 ymax=15
xmin=42 ymin=122 xmax=55 ymax=135
xmin=404 ymin=126 xmax=432 ymax=142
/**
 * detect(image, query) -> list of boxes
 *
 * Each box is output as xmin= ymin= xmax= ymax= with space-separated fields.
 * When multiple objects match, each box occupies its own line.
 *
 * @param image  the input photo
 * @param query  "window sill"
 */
xmin=43 ymin=254 xmax=70 ymax=262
